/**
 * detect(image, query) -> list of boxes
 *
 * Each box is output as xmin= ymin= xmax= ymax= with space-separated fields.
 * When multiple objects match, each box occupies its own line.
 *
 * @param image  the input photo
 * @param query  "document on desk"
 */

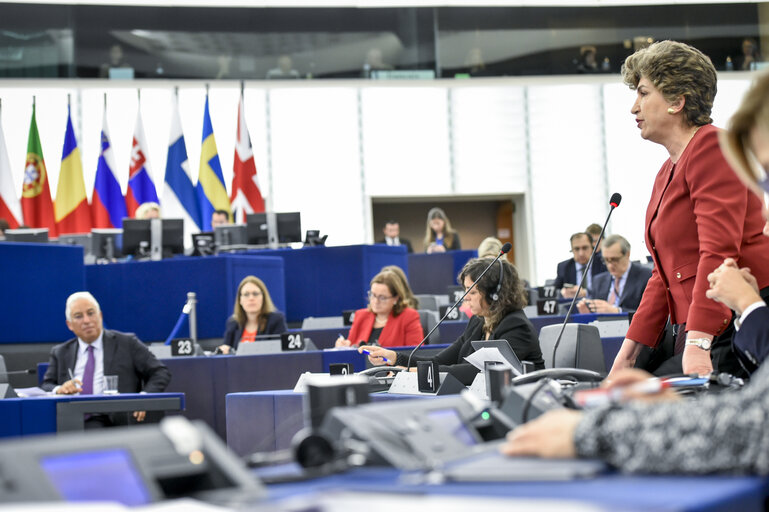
xmin=14 ymin=387 xmax=49 ymax=397
xmin=464 ymin=347 xmax=516 ymax=372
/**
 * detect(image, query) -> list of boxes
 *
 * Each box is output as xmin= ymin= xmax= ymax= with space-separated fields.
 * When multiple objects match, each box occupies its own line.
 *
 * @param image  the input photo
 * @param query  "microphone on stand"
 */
xmin=551 ymin=193 xmax=621 ymax=366
xmin=405 ymin=242 xmax=512 ymax=371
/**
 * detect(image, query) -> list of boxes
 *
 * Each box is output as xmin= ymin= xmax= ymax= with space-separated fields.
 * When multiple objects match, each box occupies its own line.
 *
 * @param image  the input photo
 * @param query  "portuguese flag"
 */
xmin=21 ymin=101 xmax=57 ymax=237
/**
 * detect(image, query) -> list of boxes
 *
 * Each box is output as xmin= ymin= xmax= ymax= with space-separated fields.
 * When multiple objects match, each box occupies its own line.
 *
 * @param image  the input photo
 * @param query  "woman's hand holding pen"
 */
xmin=335 ymin=335 xmax=352 ymax=348
xmin=359 ymin=345 xmax=396 ymax=366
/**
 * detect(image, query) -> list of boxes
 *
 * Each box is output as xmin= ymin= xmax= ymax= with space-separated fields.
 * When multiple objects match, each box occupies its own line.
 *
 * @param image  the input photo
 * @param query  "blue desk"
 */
xmin=85 ymin=254 xmax=285 ymax=341
xmin=293 ymin=321 xmax=467 ymax=349
xmin=161 ymin=350 xmax=368 ymax=440
xmin=242 ymin=245 xmax=408 ymax=323
xmin=263 ymin=466 xmax=769 ymax=511
xmin=528 ymin=312 xmax=628 ymax=334
xmin=407 ymin=250 xmax=476 ymax=295
xmin=0 ymin=392 xmax=184 ymax=437
xmin=0 ymin=243 xmax=86 ymax=343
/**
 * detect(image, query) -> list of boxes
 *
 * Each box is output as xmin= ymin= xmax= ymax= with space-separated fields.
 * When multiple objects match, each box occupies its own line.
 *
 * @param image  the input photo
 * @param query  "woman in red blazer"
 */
xmin=336 ymin=268 xmax=423 ymax=348
xmin=609 ymin=41 xmax=769 ymax=377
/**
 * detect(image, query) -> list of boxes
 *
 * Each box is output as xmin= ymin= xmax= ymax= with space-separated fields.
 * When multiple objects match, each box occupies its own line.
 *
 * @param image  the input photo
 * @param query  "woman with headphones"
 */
xmin=364 ymin=258 xmax=544 ymax=384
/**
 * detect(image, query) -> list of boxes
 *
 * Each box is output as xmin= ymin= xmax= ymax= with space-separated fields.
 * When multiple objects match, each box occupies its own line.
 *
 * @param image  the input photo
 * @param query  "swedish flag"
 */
xmin=195 ymin=95 xmax=231 ymax=231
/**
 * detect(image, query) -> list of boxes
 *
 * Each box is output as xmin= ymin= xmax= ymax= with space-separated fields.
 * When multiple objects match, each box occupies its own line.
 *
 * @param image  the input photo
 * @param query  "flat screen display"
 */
xmin=40 ymin=448 xmax=152 ymax=506
xmin=427 ymin=408 xmax=478 ymax=447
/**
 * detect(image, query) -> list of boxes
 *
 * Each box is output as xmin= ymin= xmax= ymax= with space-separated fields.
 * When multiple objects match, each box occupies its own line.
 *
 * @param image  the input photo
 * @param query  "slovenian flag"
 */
xmin=195 ymin=94 xmax=231 ymax=231
xmin=91 ymin=109 xmax=127 ymax=229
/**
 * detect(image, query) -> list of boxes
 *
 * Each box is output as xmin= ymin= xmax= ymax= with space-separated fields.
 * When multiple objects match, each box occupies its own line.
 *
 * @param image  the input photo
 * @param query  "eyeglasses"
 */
xmin=367 ymin=291 xmax=394 ymax=302
xmin=241 ymin=291 xmax=262 ymax=299
xmin=602 ymin=256 xmax=626 ymax=265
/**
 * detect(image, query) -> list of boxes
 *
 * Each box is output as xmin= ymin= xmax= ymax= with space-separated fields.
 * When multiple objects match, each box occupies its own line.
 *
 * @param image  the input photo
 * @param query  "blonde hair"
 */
xmin=233 ymin=275 xmax=276 ymax=332
xmin=135 ymin=202 xmax=161 ymax=219
xmin=720 ymin=71 xmax=769 ymax=197
xmin=621 ymin=40 xmax=716 ymax=127
xmin=368 ymin=269 xmax=410 ymax=316
xmin=423 ymin=207 xmax=457 ymax=249
xmin=477 ymin=237 xmax=507 ymax=261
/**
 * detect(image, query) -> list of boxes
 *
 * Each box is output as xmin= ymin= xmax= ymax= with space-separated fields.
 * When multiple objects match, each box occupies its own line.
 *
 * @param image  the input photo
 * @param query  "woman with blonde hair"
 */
xmin=217 ymin=275 xmax=288 ymax=354
xmin=424 ymin=207 xmax=461 ymax=253
xmin=336 ymin=269 xmax=423 ymax=348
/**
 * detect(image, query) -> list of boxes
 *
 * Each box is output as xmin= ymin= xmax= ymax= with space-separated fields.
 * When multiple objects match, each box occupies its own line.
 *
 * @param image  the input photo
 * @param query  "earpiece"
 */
xmin=491 ymin=260 xmax=503 ymax=301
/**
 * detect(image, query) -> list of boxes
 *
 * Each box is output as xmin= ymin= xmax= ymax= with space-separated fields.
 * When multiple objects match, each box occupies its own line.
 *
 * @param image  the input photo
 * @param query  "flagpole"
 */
xmin=240 ymin=80 xmax=244 ymax=98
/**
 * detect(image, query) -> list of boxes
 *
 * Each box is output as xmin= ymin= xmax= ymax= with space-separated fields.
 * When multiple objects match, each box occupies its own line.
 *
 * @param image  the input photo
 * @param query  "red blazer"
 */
xmin=347 ymin=307 xmax=423 ymax=348
xmin=627 ymin=124 xmax=769 ymax=347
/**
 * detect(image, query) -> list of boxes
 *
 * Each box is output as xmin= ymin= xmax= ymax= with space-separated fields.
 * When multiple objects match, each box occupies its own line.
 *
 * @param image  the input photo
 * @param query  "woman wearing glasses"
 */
xmin=336 ymin=269 xmax=423 ymax=348
xmin=217 ymin=275 xmax=288 ymax=354
xmin=364 ymin=258 xmax=544 ymax=385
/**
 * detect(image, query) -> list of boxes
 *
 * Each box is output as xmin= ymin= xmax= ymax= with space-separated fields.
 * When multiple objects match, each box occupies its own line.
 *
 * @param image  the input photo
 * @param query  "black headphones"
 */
xmin=491 ymin=260 xmax=504 ymax=302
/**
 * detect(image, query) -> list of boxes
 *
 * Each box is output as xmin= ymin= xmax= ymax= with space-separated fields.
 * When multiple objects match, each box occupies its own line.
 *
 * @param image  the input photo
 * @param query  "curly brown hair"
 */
xmin=621 ymin=40 xmax=717 ymax=127
xmin=458 ymin=258 xmax=527 ymax=335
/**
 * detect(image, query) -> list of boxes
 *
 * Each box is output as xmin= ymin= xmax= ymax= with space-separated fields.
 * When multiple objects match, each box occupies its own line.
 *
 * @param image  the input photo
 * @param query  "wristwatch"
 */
xmin=685 ymin=337 xmax=712 ymax=351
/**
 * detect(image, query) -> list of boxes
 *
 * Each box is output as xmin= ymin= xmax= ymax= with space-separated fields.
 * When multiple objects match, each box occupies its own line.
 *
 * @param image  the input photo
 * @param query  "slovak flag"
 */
xmin=91 ymin=110 xmax=127 ymax=229
xmin=230 ymin=91 xmax=265 ymax=223
xmin=125 ymin=107 xmax=159 ymax=217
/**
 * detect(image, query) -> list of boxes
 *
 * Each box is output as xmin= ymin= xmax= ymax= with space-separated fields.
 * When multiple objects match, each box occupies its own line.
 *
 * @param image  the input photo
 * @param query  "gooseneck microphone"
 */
xmin=551 ymin=193 xmax=621 ymax=367
xmin=405 ymin=242 xmax=512 ymax=371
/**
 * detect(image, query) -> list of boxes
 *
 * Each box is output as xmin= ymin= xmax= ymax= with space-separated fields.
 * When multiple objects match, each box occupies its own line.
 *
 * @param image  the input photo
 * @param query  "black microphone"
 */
xmin=404 ymin=242 xmax=512 ymax=371
xmin=551 ymin=193 xmax=621 ymax=366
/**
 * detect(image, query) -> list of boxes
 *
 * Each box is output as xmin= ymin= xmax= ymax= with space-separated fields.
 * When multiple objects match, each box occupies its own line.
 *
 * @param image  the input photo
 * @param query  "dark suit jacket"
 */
xmin=376 ymin=237 xmax=413 ymax=253
xmin=589 ymin=262 xmax=653 ymax=313
xmin=223 ymin=311 xmax=288 ymax=349
xmin=734 ymin=306 xmax=769 ymax=372
xmin=626 ymin=125 xmax=769 ymax=347
xmin=41 ymin=329 xmax=171 ymax=394
xmin=395 ymin=310 xmax=544 ymax=385
xmin=554 ymin=257 xmax=607 ymax=291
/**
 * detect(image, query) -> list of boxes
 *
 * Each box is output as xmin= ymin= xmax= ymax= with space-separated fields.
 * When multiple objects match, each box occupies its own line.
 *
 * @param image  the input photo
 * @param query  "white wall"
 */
xmin=0 ymin=73 xmax=757 ymax=283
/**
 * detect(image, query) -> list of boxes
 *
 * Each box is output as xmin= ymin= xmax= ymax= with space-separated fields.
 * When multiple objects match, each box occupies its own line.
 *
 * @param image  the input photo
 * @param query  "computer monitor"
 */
xmin=214 ymin=224 xmax=246 ymax=247
xmin=121 ymin=219 xmax=151 ymax=257
xmin=276 ymin=212 xmax=301 ymax=244
xmin=58 ymin=233 xmax=92 ymax=254
xmin=91 ymin=229 xmax=123 ymax=261
xmin=4 ymin=228 xmax=49 ymax=243
xmin=191 ymin=232 xmax=215 ymax=256
xmin=161 ymin=219 xmax=184 ymax=256
xmin=246 ymin=213 xmax=268 ymax=245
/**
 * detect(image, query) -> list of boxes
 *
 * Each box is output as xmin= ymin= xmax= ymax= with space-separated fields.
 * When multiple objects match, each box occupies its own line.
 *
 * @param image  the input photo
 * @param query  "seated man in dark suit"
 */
xmin=42 ymin=291 xmax=171 ymax=426
xmin=377 ymin=220 xmax=413 ymax=253
xmin=578 ymin=234 xmax=652 ymax=314
xmin=554 ymin=232 xmax=607 ymax=299
xmin=707 ymin=257 xmax=769 ymax=373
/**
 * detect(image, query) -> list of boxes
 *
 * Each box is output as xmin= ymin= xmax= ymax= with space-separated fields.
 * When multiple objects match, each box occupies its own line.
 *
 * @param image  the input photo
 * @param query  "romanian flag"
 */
xmin=91 ymin=111 xmax=127 ymax=229
xmin=21 ymin=102 xmax=56 ymax=236
xmin=125 ymin=107 xmax=159 ymax=217
xmin=55 ymin=107 xmax=91 ymax=234
xmin=0 ymin=111 xmax=22 ymax=228
xmin=230 ymin=91 xmax=265 ymax=223
xmin=195 ymin=95 xmax=230 ymax=231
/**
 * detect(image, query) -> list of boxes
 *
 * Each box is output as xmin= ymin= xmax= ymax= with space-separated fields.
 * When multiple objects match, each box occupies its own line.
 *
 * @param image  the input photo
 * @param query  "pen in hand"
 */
xmin=360 ymin=348 xmax=390 ymax=364
xmin=67 ymin=368 xmax=82 ymax=392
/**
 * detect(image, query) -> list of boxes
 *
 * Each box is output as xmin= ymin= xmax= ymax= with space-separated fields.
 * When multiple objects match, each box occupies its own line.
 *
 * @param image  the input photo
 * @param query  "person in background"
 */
xmin=336 ymin=269 xmax=423 ymax=348
xmin=266 ymin=55 xmax=301 ymax=79
xmin=578 ymin=234 xmax=652 ymax=314
xmin=477 ymin=236 xmax=507 ymax=261
xmin=0 ymin=218 xmax=9 ymax=240
xmin=501 ymin=72 xmax=769 ymax=472
xmin=554 ymin=232 xmax=606 ymax=299
xmin=739 ymin=38 xmax=761 ymax=71
xmin=607 ymin=41 xmax=769 ymax=378
xmin=585 ymin=223 xmax=604 ymax=253
xmin=424 ymin=207 xmax=461 ymax=253
xmin=377 ymin=220 xmax=413 ymax=253
xmin=211 ymin=209 xmax=231 ymax=228
xmin=364 ymin=258 xmax=544 ymax=385
xmin=42 ymin=292 xmax=170 ymax=427
xmin=135 ymin=202 xmax=161 ymax=220
xmin=380 ymin=265 xmax=419 ymax=309
xmin=217 ymin=275 xmax=288 ymax=354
